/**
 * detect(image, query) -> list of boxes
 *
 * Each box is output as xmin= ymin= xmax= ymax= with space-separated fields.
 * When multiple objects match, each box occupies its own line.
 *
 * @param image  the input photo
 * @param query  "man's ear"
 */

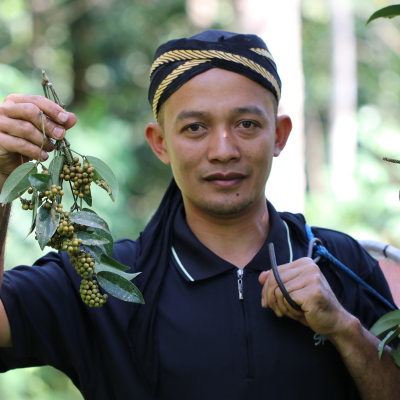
xmin=274 ymin=115 xmax=292 ymax=157
xmin=145 ymin=123 xmax=171 ymax=165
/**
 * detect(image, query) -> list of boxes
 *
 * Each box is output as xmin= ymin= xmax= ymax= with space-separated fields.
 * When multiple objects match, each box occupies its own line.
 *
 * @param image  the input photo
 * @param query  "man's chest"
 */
xmin=154 ymin=265 xmax=357 ymax=400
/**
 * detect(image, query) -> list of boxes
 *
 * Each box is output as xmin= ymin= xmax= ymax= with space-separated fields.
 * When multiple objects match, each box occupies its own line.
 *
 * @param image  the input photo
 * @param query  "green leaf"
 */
xmin=36 ymin=206 xmax=60 ymax=250
xmin=29 ymin=173 xmax=51 ymax=193
xmin=82 ymin=208 xmax=97 ymax=214
xmin=85 ymin=245 xmax=104 ymax=263
xmin=76 ymin=231 xmax=109 ymax=246
xmin=99 ymin=254 xmax=129 ymax=271
xmin=26 ymin=192 xmax=40 ymax=238
xmin=83 ymin=191 xmax=92 ymax=207
xmin=391 ymin=347 xmax=400 ymax=367
xmin=95 ymin=255 xmax=140 ymax=280
xmin=97 ymin=271 xmax=144 ymax=304
xmin=86 ymin=156 xmax=119 ymax=202
xmin=69 ymin=211 xmax=110 ymax=233
xmin=87 ymin=228 xmax=113 ymax=256
xmin=48 ymin=155 xmax=64 ymax=187
xmin=378 ymin=328 xmax=400 ymax=359
xmin=367 ymin=5 xmax=400 ymax=24
xmin=370 ymin=310 xmax=400 ymax=339
xmin=0 ymin=163 xmax=37 ymax=204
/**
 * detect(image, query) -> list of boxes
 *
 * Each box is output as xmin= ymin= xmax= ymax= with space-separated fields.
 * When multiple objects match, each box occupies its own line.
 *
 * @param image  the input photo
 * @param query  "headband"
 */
xmin=148 ymin=30 xmax=281 ymax=121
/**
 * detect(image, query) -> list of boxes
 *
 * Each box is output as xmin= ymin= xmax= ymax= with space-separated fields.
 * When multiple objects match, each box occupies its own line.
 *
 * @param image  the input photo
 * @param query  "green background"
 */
xmin=1 ymin=0 xmax=400 ymax=398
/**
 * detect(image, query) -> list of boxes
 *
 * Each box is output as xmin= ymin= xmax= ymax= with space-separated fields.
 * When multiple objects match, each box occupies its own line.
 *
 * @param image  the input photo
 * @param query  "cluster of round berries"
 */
xmin=26 ymin=155 xmax=108 ymax=308
xmin=70 ymin=250 xmax=96 ymax=279
xmin=79 ymin=278 xmax=108 ymax=307
xmin=20 ymin=197 xmax=33 ymax=211
xmin=42 ymin=211 xmax=107 ymax=307
xmin=47 ymin=233 xmax=82 ymax=252
xmin=37 ymin=213 xmax=80 ymax=251
xmin=60 ymin=157 xmax=95 ymax=199
xmin=55 ymin=212 xmax=76 ymax=237
xmin=43 ymin=184 xmax=65 ymax=212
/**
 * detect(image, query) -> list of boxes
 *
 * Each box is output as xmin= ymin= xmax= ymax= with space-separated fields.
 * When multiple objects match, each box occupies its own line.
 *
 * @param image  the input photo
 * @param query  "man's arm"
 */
xmin=0 ymin=194 xmax=12 ymax=347
xmin=0 ymin=173 xmax=11 ymax=279
xmin=259 ymin=259 xmax=400 ymax=400
xmin=0 ymin=176 xmax=12 ymax=347
xmin=0 ymin=94 xmax=76 ymax=348
xmin=329 ymin=315 xmax=399 ymax=400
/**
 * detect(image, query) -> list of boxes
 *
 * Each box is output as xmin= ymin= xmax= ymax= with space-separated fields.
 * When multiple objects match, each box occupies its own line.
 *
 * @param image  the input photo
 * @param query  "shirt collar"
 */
xmin=171 ymin=201 xmax=294 ymax=282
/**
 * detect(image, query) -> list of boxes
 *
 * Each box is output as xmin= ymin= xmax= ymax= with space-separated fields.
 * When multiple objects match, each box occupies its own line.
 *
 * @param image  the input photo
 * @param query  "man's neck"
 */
xmin=183 ymin=199 xmax=270 ymax=269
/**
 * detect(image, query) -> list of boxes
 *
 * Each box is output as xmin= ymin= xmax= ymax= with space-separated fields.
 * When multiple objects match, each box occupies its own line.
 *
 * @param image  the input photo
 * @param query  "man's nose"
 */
xmin=207 ymin=128 xmax=240 ymax=163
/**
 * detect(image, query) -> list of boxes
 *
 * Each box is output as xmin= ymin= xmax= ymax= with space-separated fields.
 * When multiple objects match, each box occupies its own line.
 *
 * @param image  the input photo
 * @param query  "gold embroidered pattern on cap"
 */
xmin=150 ymin=49 xmax=281 ymax=120
xmin=250 ymin=48 xmax=274 ymax=61
xmin=152 ymin=59 xmax=210 ymax=121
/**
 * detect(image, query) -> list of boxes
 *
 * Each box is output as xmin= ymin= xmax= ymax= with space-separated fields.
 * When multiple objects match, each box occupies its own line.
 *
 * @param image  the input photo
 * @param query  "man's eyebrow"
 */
xmin=230 ymin=106 xmax=266 ymax=116
xmin=175 ymin=110 xmax=212 ymax=122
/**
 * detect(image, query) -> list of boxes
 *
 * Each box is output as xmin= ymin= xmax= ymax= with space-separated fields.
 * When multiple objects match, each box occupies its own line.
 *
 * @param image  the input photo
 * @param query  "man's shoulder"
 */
xmin=277 ymin=209 xmax=376 ymax=276
xmin=278 ymin=208 xmax=365 ymax=254
xmin=312 ymin=225 xmax=361 ymax=248
xmin=111 ymin=238 xmax=140 ymax=271
xmin=310 ymin=225 xmax=379 ymax=280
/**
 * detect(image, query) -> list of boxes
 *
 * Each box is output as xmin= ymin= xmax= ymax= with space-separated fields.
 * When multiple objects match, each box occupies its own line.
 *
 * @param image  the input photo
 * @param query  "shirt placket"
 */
xmin=236 ymin=269 xmax=254 ymax=379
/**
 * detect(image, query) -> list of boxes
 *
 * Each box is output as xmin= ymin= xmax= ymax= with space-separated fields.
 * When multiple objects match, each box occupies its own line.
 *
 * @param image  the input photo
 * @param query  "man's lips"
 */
xmin=203 ymin=172 xmax=246 ymax=188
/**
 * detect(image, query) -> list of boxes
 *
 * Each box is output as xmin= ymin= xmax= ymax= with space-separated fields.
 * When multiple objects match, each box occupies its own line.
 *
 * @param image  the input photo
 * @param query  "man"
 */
xmin=0 ymin=30 xmax=399 ymax=399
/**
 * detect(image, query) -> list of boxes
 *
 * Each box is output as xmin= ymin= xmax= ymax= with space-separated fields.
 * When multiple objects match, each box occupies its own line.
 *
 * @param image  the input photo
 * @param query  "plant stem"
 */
xmin=69 ymin=148 xmax=85 ymax=158
xmin=38 ymin=111 xmax=46 ymax=163
xmin=69 ymin=181 xmax=78 ymax=212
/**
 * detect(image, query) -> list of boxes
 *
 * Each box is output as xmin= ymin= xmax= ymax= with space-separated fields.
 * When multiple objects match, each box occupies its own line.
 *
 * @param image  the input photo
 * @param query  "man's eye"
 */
xmin=239 ymin=121 xmax=256 ymax=129
xmin=186 ymin=124 xmax=202 ymax=132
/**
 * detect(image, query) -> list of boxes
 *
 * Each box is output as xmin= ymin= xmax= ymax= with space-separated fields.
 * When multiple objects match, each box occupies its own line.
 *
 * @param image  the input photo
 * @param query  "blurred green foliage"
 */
xmin=2 ymin=0 xmax=400 ymax=398
xmin=302 ymin=0 xmax=400 ymax=244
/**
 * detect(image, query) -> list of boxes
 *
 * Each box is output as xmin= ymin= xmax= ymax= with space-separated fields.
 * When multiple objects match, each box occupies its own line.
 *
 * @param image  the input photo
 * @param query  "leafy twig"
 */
xmin=383 ymin=157 xmax=400 ymax=164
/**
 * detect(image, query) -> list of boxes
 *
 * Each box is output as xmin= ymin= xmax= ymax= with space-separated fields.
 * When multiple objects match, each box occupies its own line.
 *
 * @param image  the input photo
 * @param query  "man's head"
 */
xmin=145 ymin=30 xmax=291 ymax=218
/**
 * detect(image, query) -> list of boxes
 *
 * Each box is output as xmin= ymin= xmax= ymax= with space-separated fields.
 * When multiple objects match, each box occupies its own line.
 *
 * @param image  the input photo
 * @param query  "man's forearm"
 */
xmin=0 ymin=173 xmax=11 ymax=284
xmin=328 ymin=315 xmax=400 ymax=399
xmin=0 ymin=203 xmax=11 ymax=284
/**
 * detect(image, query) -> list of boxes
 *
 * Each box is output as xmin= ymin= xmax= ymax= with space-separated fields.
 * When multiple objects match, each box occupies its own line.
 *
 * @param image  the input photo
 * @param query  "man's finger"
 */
xmin=0 ymin=114 xmax=57 ymax=151
xmin=0 ymin=102 xmax=68 ymax=141
xmin=261 ymin=260 xmax=320 ymax=305
xmin=282 ymin=297 xmax=305 ymax=319
xmin=3 ymin=94 xmax=77 ymax=130
xmin=261 ymin=265 xmax=302 ymax=303
xmin=0 ymin=132 xmax=49 ymax=162
xmin=258 ymin=270 xmax=270 ymax=285
xmin=274 ymin=286 xmax=289 ymax=316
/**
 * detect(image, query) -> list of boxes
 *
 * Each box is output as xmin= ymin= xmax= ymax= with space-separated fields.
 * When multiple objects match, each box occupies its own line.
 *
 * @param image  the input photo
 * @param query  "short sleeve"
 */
xmin=0 ymin=252 xmax=96 ymax=392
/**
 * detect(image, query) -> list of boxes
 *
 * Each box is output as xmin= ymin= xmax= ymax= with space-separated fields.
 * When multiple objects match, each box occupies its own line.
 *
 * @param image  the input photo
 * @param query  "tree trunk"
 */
xmin=237 ymin=0 xmax=306 ymax=213
xmin=328 ymin=0 xmax=358 ymax=201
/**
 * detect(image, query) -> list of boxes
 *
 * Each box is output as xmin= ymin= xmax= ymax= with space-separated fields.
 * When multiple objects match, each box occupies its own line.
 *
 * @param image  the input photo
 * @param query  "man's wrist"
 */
xmin=326 ymin=312 xmax=363 ymax=354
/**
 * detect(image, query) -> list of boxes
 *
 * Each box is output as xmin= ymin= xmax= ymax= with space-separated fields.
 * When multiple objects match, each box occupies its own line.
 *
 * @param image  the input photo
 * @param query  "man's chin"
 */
xmin=194 ymin=197 xmax=254 ymax=217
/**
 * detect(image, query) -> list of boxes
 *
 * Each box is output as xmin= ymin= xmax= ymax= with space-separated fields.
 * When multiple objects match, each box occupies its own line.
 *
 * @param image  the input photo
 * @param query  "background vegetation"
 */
xmin=1 ymin=0 xmax=400 ymax=398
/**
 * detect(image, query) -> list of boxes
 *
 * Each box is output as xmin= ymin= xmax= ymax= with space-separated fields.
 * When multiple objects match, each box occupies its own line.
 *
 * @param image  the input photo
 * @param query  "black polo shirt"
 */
xmin=0 ymin=202 xmax=395 ymax=399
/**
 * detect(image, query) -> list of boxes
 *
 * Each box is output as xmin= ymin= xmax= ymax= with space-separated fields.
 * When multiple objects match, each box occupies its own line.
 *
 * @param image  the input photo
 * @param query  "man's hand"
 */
xmin=0 ymin=94 xmax=77 ymax=180
xmin=258 ymin=257 xmax=354 ymax=337
xmin=258 ymin=258 xmax=400 ymax=399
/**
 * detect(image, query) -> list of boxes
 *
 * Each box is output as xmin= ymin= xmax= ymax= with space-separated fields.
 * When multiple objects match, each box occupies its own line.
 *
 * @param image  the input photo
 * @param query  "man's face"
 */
xmin=149 ymin=68 xmax=290 ymax=218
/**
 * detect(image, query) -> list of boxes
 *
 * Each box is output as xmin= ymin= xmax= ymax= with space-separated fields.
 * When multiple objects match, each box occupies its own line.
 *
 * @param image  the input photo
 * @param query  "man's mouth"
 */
xmin=203 ymin=172 xmax=246 ymax=188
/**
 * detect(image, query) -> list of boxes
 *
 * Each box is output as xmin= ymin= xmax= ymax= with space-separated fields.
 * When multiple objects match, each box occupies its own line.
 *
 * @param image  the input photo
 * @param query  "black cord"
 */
xmin=268 ymin=243 xmax=301 ymax=311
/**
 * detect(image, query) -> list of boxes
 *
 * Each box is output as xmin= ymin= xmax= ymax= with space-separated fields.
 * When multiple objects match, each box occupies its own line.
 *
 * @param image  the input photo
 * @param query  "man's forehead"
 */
xmin=160 ymin=70 xmax=275 ymax=124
